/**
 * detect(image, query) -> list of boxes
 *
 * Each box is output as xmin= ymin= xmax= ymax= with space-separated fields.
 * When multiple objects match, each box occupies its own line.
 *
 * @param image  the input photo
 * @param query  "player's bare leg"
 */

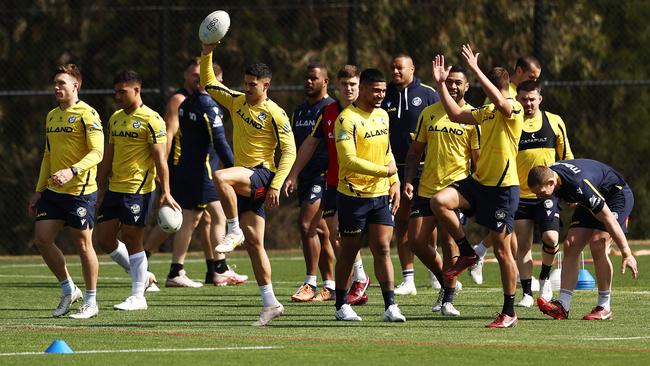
xmin=34 ymin=220 xmax=69 ymax=282
xmin=292 ymin=199 xmax=322 ymax=301
xmin=515 ymin=219 xmax=535 ymax=306
xmin=213 ymin=167 xmax=253 ymax=252
xmin=165 ymin=210 xmax=203 ymax=288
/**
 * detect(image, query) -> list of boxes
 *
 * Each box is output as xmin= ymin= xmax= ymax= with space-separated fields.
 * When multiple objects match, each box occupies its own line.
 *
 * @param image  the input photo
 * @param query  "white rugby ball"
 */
xmin=198 ymin=10 xmax=230 ymax=44
xmin=158 ymin=205 xmax=182 ymax=233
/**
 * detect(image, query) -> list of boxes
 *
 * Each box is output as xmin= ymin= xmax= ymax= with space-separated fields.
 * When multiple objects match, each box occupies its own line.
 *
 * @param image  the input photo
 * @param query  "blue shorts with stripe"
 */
xmin=237 ymin=165 xmax=275 ymax=219
xmin=570 ymin=185 xmax=633 ymax=234
xmin=171 ymin=165 xmax=219 ymax=211
xmin=451 ymin=176 xmax=519 ymax=233
xmin=35 ymin=189 xmax=97 ymax=230
xmin=337 ymin=193 xmax=394 ymax=236
xmin=97 ymin=190 xmax=153 ymax=227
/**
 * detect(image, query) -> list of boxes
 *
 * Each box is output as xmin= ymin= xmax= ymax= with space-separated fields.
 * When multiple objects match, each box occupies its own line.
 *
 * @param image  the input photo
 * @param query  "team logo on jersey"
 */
xmin=543 ymin=199 xmax=554 ymax=209
xmin=412 ymin=97 xmax=422 ymax=107
xmin=312 ymin=185 xmax=322 ymax=194
xmin=68 ymin=116 xmax=77 ymax=124
xmin=76 ymin=207 xmax=87 ymax=217
xmin=133 ymin=120 xmax=142 ymax=129
xmin=156 ymin=129 xmax=166 ymax=138
xmin=588 ymin=195 xmax=601 ymax=209
xmin=90 ymin=120 xmax=102 ymax=131
xmin=336 ymin=130 xmax=350 ymax=142
xmin=576 ymin=187 xmax=583 ymax=195
xmin=282 ymin=121 xmax=292 ymax=133
xmin=386 ymin=102 xmax=392 ymax=108
xmin=212 ymin=115 xmax=223 ymax=128
xmin=258 ymin=112 xmax=267 ymax=121
xmin=130 ymin=204 xmax=141 ymax=214
xmin=494 ymin=209 xmax=506 ymax=220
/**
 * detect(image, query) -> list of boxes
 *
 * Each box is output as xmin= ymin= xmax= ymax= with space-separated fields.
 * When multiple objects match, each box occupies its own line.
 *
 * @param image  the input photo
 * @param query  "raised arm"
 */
xmin=461 ymin=44 xmax=512 ymax=117
xmin=432 ymin=55 xmax=477 ymax=125
xmin=204 ymin=107 xmax=234 ymax=168
xmin=200 ymin=46 xmax=239 ymax=112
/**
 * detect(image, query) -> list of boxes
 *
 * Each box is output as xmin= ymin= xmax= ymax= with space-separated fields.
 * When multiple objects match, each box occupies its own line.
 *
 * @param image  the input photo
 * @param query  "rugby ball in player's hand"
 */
xmin=198 ymin=10 xmax=230 ymax=44
xmin=158 ymin=205 xmax=182 ymax=233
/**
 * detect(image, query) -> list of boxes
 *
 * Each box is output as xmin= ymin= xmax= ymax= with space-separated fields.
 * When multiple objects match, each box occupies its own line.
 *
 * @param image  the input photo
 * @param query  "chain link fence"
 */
xmin=1 ymin=0 xmax=649 ymax=254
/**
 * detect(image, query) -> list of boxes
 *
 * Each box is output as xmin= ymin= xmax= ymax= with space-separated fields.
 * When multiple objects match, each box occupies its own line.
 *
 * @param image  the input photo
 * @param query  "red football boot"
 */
xmin=582 ymin=306 xmax=613 ymax=320
xmin=537 ymin=297 xmax=569 ymax=320
xmin=485 ymin=313 xmax=518 ymax=328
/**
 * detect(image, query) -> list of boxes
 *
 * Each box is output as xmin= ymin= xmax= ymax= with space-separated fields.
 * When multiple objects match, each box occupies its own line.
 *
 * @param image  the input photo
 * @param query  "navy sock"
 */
xmin=456 ymin=237 xmax=474 ymax=257
xmin=521 ymin=279 xmax=533 ymax=296
xmin=168 ymin=263 xmax=183 ymax=278
xmin=382 ymin=290 xmax=395 ymax=310
xmin=539 ymin=264 xmax=552 ymax=280
xmin=145 ymin=250 xmax=152 ymax=259
xmin=502 ymin=293 xmax=516 ymax=317
xmin=205 ymin=259 xmax=216 ymax=274
xmin=215 ymin=259 xmax=227 ymax=274
xmin=443 ymin=287 xmax=455 ymax=304
xmin=335 ymin=289 xmax=348 ymax=310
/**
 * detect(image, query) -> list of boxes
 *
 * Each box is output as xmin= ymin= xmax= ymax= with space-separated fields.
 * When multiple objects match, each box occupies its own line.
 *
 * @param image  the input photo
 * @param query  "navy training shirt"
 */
xmin=550 ymin=159 xmax=627 ymax=214
xmin=381 ymin=77 xmax=439 ymax=164
xmin=291 ymin=96 xmax=335 ymax=180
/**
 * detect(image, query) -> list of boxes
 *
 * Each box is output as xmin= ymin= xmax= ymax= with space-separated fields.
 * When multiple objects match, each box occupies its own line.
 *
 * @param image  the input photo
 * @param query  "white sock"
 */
xmin=129 ymin=251 xmax=147 ymax=298
xmin=402 ymin=269 xmax=415 ymax=284
xmin=110 ymin=240 xmax=131 ymax=272
xmin=304 ymin=275 xmax=317 ymax=288
xmin=352 ymin=260 xmax=366 ymax=282
xmin=598 ymin=290 xmax=611 ymax=310
xmin=323 ymin=280 xmax=335 ymax=290
xmin=85 ymin=289 xmax=97 ymax=307
xmin=259 ymin=284 xmax=280 ymax=307
xmin=60 ymin=278 xmax=75 ymax=296
xmin=226 ymin=217 xmax=241 ymax=234
xmin=558 ymin=288 xmax=574 ymax=312
xmin=473 ymin=241 xmax=488 ymax=258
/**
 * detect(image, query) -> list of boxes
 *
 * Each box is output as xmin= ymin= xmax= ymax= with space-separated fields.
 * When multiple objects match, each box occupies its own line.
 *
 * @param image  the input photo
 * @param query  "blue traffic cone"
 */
xmin=44 ymin=340 xmax=74 ymax=354
xmin=575 ymin=268 xmax=596 ymax=290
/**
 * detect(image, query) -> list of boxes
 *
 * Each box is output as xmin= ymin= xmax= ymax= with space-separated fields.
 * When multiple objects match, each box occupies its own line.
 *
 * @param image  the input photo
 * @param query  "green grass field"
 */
xmin=1 ymin=248 xmax=649 ymax=365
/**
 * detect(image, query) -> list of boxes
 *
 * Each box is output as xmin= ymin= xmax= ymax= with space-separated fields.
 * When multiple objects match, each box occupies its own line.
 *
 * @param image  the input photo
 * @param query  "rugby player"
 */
xmin=200 ymin=42 xmax=296 ymax=326
xmin=529 ymin=160 xmax=638 ymax=320
xmin=28 ymin=64 xmax=103 ymax=318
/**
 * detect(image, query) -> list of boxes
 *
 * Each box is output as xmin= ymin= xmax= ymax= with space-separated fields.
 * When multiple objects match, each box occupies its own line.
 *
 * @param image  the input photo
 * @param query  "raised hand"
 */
xmin=432 ymin=54 xmax=451 ymax=84
xmin=461 ymin=44 xmax=480 ymax=71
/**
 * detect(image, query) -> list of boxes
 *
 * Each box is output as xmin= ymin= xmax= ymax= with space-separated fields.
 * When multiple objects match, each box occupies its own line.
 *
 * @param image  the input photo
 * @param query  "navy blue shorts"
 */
xmin=35 ymin=189 xmax=97 ymax=230
xmin=321 ymin=185 xmax=338 ymax=218
xmin=298 ymin=174 xmax=325 ymax=205
xmin=97 ymin=190 xmax=153 ymax=227
xmin=570 ymin=185 xmax=634 ymax=234
xmin=337 ymin=193 xmax=394 ymax=236
xmin=171 ymin=166 xmax=219 ymax=211
xmin=208 ymin=146 xmax=219 ymax=173
xmin=515 ymin=197 xmax=561 ymax=232
xmin=237 ymin=165 xmax=274 ymax=219
xmin=398 ymin=164 xmax=422 ymax=194
xmin=409 ymin=195 xmax=468 ymax=224
xmin=451 ymin=176 xmax=519 ymax=233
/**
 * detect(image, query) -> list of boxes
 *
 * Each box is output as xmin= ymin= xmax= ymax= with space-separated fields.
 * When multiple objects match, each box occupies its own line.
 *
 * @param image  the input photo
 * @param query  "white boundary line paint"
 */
xmin=0 ymin=346 xmax=283 ymax=357
xmin=586 ymin=336 xmax=650 ymax=341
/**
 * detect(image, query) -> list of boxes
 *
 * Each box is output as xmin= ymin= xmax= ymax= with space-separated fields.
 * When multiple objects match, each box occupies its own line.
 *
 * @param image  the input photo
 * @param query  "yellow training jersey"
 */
xmin=200 ymin=52 xmax=296 ymax=190
xmin=108 ymin=104 xmax=166 ymax=194
xmin=470 ymin=98 xmax=523 ymax=187
xmin=335 ymin=104 xmax=398 ymax=198
xmin=36 ymin=100 xmax=104 ymax=195
xmin=517 ymin=111 xmax=573 ymax=198
xmin=414 ymin=102 xmax=479 ymax=198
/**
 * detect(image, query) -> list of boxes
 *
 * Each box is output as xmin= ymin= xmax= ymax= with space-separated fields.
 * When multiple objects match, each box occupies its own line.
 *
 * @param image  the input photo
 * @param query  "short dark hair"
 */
xmin=486 ymin=67 xmax=510 ymax=90
xmin=113 ymin=70 xmax=142 ymax=86
xmin=515 ymin=56 xmax=541 ymax=72
xmin=54 ymin=64 xmax=82 ymax=86
xmin=245 ymin=62 xmax=272 ymax=80
xmin=308 ymin=62 xmax=328 ymax=78
xmin=337 ymin=65 xmax=360 ymax=79
xmin=360 ymin=68 xmax=386 ymax=85
xmin=185 ymin=57 xmax=200 ymax=69
xmin=392 ymin=53 xmax=412 ymax=62
xmin=448 ymin=65 xmax=467 ymax=79
xmin=517 ymin=79 xmax=542 ymax=94
xmin=527 ymin=165 xmax=553 ymax=188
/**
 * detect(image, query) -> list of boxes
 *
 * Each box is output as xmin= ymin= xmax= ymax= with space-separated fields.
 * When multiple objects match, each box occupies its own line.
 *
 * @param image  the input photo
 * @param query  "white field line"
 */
xmin=0 ymin=256 xmax=307 ymax=269
xmin=585 ymin=336 xmax=650 ymax=341
xmin=0 ymin=345 xmax=282 ymax=357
